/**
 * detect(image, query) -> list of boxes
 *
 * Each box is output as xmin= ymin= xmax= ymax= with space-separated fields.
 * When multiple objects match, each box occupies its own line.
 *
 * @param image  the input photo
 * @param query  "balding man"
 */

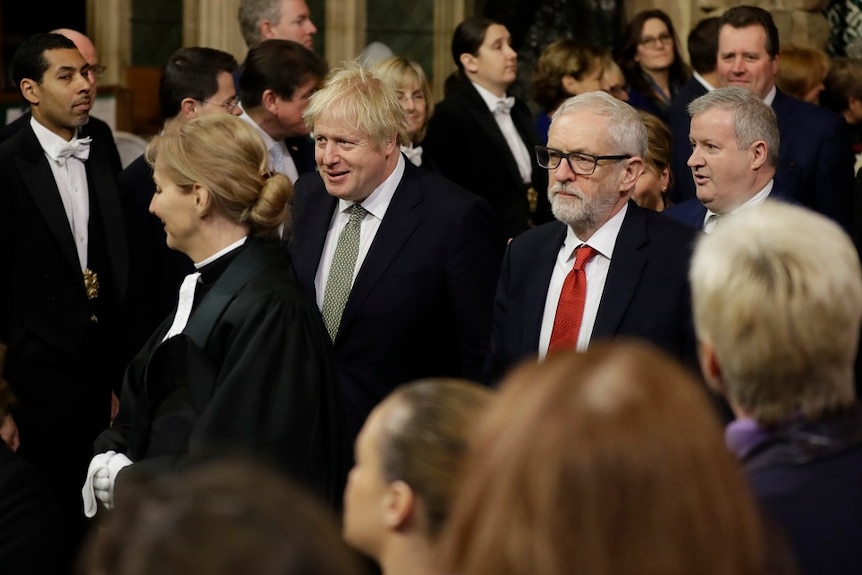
xmin=0 ymin=28 xmax=122 ymax=174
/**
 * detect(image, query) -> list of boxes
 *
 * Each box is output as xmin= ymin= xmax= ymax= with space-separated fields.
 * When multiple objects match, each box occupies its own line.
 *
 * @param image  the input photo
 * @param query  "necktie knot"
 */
xmin=495 ymin=96 xmax=515 ymax=115
xmin=57 ymin=136 xmax=92 ymax=164
xmin=348 ymin=203 xmax=368 ymax=222
xmin=573 ymin=245 xmax=597 ymax=270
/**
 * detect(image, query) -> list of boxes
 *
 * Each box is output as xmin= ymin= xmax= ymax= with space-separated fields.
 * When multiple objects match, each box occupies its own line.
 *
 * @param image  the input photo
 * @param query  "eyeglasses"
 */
xmin=639 ymin=32 xmax=673 ymax=48
xmin=536 ymin=146 xmax=630 ymax=176
xmin=86 ymin=65 xmax=107 ymax=80
xmin=198 ymin=97 xmax=240 ymax=112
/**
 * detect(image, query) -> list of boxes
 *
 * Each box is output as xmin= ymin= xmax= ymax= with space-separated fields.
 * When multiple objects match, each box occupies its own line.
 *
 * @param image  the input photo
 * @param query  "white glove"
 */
xmin=82 ymin=451 xmax=133 ymax=517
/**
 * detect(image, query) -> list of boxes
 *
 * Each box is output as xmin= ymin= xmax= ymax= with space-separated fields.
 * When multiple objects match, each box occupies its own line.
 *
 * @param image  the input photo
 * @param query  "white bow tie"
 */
xmin=494 ymin=97 xmax=516 ymax=115
xmin=401 ymin=144 xmax=423 ymax=167
xmin=56 ymin=136 xmax=92 ymax=164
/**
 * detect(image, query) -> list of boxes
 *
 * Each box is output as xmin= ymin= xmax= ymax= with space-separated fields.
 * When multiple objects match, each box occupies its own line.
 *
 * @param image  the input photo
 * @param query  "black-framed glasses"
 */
xmin=639 ymin=32 xmax=672 ymax=48
xmin=535 ymin=146 xmax=631 ymax=176
xmin=198 ymin=97 xmax=240 ymax=112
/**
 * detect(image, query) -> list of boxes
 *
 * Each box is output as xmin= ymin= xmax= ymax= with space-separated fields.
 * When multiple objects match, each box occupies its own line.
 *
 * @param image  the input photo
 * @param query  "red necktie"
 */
xmin=548 ymin=245 xmax=597 ymax=352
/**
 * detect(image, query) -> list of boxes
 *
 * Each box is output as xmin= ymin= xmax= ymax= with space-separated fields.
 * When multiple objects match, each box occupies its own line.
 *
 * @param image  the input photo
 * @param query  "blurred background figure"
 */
xmin=237 ymin=0 xmax=317 ymax=50
xmin=633 ymin=111 xmax=672 ymax=211
xmin=441 ymin=342 xmax=766 ymax=575
xmin=775 ymin=45 xmax=830 ymax=104
xmin=81 ymin=459 xmax=364 ymax=575
xmin=691 ymin=202 xmax=862 ymax=575
xmin=374 ymin=56 xmax=436 ymax=169
xmin=821 ymin=57 xmax=862 ymax=173
xmin=425 ymin=16 xmax=551 ymax=240
xmin=600 ymin=54 xmax=629 ymax=102
xmin=343 ymin=379 xmax=493 ymax=575
xmin=533 ymin=39 xmax=608 ymax=143
xmin=617 ymin=9 xmax=690 ymax=122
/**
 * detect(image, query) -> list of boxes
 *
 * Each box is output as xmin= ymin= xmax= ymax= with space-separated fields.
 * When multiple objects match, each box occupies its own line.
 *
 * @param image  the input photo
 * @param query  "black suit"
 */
xmin=0 ymin=122 xmax=127 ymax=563
xmin=486 ymin=201 xmax=698 ymax=382
xmin=1 ymin=112 xmax=122 ymax=176
xmin=289 ymin=161 xmax=501 ymax=439
xmin=668 ymin=77 xmax=709 ymax=205
xmin=424 ymin=82 xmax=551 ymax=241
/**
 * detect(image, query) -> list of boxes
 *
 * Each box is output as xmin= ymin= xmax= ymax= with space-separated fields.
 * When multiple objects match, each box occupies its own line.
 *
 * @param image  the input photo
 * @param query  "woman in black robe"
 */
xmin=85 ymin=115 xmax=348 ymax=514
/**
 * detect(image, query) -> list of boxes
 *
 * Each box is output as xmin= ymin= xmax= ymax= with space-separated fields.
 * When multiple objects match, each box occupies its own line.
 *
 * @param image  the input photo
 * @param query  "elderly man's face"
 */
xmin=687 ymin=108 xmax=759 ymax=214
xmin=313 ymin=116 xmax=398 ymax=203
xmin=546 ymin=111 xmax=632 ymax=234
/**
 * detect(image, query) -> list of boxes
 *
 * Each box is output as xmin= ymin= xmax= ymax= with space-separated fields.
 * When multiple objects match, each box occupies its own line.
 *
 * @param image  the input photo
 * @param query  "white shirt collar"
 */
xmin=472 ymin=81 xmax=509 ymax=113
xmin=30 ymin=116 xmax=80 ymax=162
xmin=563 ymin=202 xmax=628 ymax=261
xmin=238 ymin=106 xmax=278 ymax=151
xmin=336 ymin=153 xmax=405 ymax=221
xmin=693 ymin=72 xmax=715 ymax=92
xmin=705 ymin=179 xmax=774 ymax=221
xmin=195 ymin=236 xmax=248 ymax=268
xmin=763 ymin=85 xmax=777 ymax=107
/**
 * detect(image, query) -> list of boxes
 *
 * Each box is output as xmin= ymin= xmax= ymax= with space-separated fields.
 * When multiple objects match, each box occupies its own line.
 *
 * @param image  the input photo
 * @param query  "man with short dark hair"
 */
xmin=0 ymin=32 xmax=128 ymax=568
xmin=238 ymin=39 xmax=327 ymax=181
xmin=120 ymin=47 xmax=240 ymax=354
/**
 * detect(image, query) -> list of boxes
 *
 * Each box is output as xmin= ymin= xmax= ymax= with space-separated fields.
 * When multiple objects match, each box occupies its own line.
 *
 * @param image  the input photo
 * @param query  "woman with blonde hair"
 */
xmin=440 ymin=342 xmax=766 ymax=575
xmin=374 ymin=56 xmax=435 ymax=169
xmin=343 ymin=378 xmax=493 ymax=575
xmin=84 ymin=114 xmax=347 ymax=516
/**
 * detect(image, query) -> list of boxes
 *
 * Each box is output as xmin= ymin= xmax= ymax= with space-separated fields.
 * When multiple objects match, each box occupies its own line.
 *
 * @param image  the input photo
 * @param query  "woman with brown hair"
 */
xmin=343 ymin=378 xmax=493 ymax=575
xmin=440 ymin=342 xmax=766 ymax=575
xmin=634 ymin=110 xmax=673 ymax=211
xmin=776 ymin=45 xmax=830 ymax=104
xmin=84 ymin=114 xmax=347 ymax=516
xmin=618 ymin=9 xmax=690 ymax=122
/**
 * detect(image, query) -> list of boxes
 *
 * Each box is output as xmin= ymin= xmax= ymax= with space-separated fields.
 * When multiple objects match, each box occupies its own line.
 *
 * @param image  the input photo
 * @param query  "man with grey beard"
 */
xmin=485 ymin=91 xmax=699 ymax=382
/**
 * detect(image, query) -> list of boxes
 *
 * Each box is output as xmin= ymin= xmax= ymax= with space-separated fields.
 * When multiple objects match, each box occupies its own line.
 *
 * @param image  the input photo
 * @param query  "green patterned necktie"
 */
xmin=321 ymin=204 xmax=368 ymax=340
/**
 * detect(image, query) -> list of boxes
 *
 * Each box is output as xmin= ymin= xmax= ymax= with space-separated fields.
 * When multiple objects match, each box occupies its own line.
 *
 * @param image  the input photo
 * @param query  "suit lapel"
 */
xmin=17 ymin=126 xmax=81 ymax=276
xmin=522 ymin=223 xmax=566 ymax=352
xmin=592 ymin=203 xmax=648 ymax=339
xmin=292 ymin=174 xmax=338 ymax=298
xmin=463 ymin=84 xmax=525 ymax=187
xmin=88 ymin=141 xmax=128 ymax=302
xmin=337 ymin=165 xmax=422 ymax=335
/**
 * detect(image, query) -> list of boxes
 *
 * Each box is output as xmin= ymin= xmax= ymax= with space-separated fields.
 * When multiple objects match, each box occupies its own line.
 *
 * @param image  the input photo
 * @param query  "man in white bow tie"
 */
xmin=0 ymin=32 xmax=128 ymax=571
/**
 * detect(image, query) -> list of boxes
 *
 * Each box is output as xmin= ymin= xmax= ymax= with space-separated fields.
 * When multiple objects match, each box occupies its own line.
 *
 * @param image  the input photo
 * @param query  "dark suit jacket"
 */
xmin=0 ymin=112 xmax=123 ymax=176
xmin=289 ymin=162 xmax=501 ymax=438
xmin=486 ymin=201 xmax=698 ymax=382
xmin=668 ymin=88 xmax=854 ymax=228
xmin=668 ymin=77 xmax=709 ymax=204
xmin=424 ymin=82 xmax=551 ymax=241
xmin=0 ymin=122 xmax=128 ymax=547
xmin=285 ymin=134 xmax=316 ymax=176
xmin=663 ymin=181 xmax=797 ymax=230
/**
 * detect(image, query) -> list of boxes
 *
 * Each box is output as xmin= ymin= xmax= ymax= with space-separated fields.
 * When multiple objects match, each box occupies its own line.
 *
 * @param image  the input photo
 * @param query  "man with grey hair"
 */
xmin=665 ymin=86 xmax=791 ymax=232
xmin=238 ymin=0 xmax=316 ymax=49
xmin=690 ymin=201 xmax=862 ymax=575
xmin=485 ymin=91 xmax=699 ymax=382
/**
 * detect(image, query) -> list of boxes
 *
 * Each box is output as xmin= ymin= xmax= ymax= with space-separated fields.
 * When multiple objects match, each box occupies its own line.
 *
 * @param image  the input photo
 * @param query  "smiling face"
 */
xmin=150 ymin=162 xmax=201 ymax=257
xmin=395 ymin=79 xmax=427 ymax=143
xmin=462 ymin=23 xmax=517 ymax=97
xmin=546 ymin=112 xmax=635 ymax=237
xmin=313 ymin=116 xmax=399 ymax=202
xmin=687 ymin=108 xmax=759 ymax=214
xmin=23 ymin=48 xmax=92 ymax=141
xmin=635 ymin=18 xmax=675 ymax=73
xmin=717 ymin=25 xmax=778 ymax=99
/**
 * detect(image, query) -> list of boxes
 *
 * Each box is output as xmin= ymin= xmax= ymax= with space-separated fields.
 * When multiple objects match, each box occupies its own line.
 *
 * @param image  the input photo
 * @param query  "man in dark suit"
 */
xmin=486 ymin=91 xmax=697 ymax=383
xmin=0 ymin=28 xmax=122 ymax=175
xmin=0 ymin=33 xmax=127 ymax=568
xmin=237 ymin=39 xmax=326 ymax=182
xmin=675 ymin=6 xmax=854 ymax=225
xmin=289 ymin=62 xmax=500 ymax=439
xmin=120 ymin=47 xmax=241 ymax=358
xmin=668 ymin=17 xmax=720 ymax=204
xmin=664 ymin=87 xmax=790 ymax=231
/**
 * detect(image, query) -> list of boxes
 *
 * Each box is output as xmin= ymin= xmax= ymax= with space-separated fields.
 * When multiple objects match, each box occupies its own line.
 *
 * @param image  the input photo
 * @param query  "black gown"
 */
xmin=94 ymin=239 xmax=349 ymax=509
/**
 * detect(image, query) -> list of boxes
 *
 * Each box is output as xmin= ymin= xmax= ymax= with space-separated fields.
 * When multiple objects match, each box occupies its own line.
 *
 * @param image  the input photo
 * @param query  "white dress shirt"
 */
xmin=538 ymin=203 xmax=628 ymax=356
xmin=703 ymin=179 xmax=774 ymax=233
xmin=31 ymin=117 xmax=90 ymax=272
xmin=314 ymin=154 xmax=406 ymax=309
xmin=472 ymin=82 xmax=532 ymax=184
xmin=238 ymin=108 xmax=299 ymax=183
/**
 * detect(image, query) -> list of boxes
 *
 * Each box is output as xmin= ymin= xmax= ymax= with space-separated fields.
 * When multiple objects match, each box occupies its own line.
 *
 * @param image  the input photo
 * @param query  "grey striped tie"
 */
xmin=321 ymin=204 xmax=368 ymax=340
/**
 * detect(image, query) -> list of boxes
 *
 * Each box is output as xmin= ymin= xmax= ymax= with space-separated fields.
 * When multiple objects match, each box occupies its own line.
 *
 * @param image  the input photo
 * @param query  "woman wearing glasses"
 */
xmin=617 ymin=9 xmax=689 ymax=122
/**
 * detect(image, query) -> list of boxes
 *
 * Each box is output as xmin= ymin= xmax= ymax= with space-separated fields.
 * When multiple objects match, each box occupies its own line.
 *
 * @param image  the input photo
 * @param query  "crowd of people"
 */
xmin=1 ymin=1 xmax=861 ymax=574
